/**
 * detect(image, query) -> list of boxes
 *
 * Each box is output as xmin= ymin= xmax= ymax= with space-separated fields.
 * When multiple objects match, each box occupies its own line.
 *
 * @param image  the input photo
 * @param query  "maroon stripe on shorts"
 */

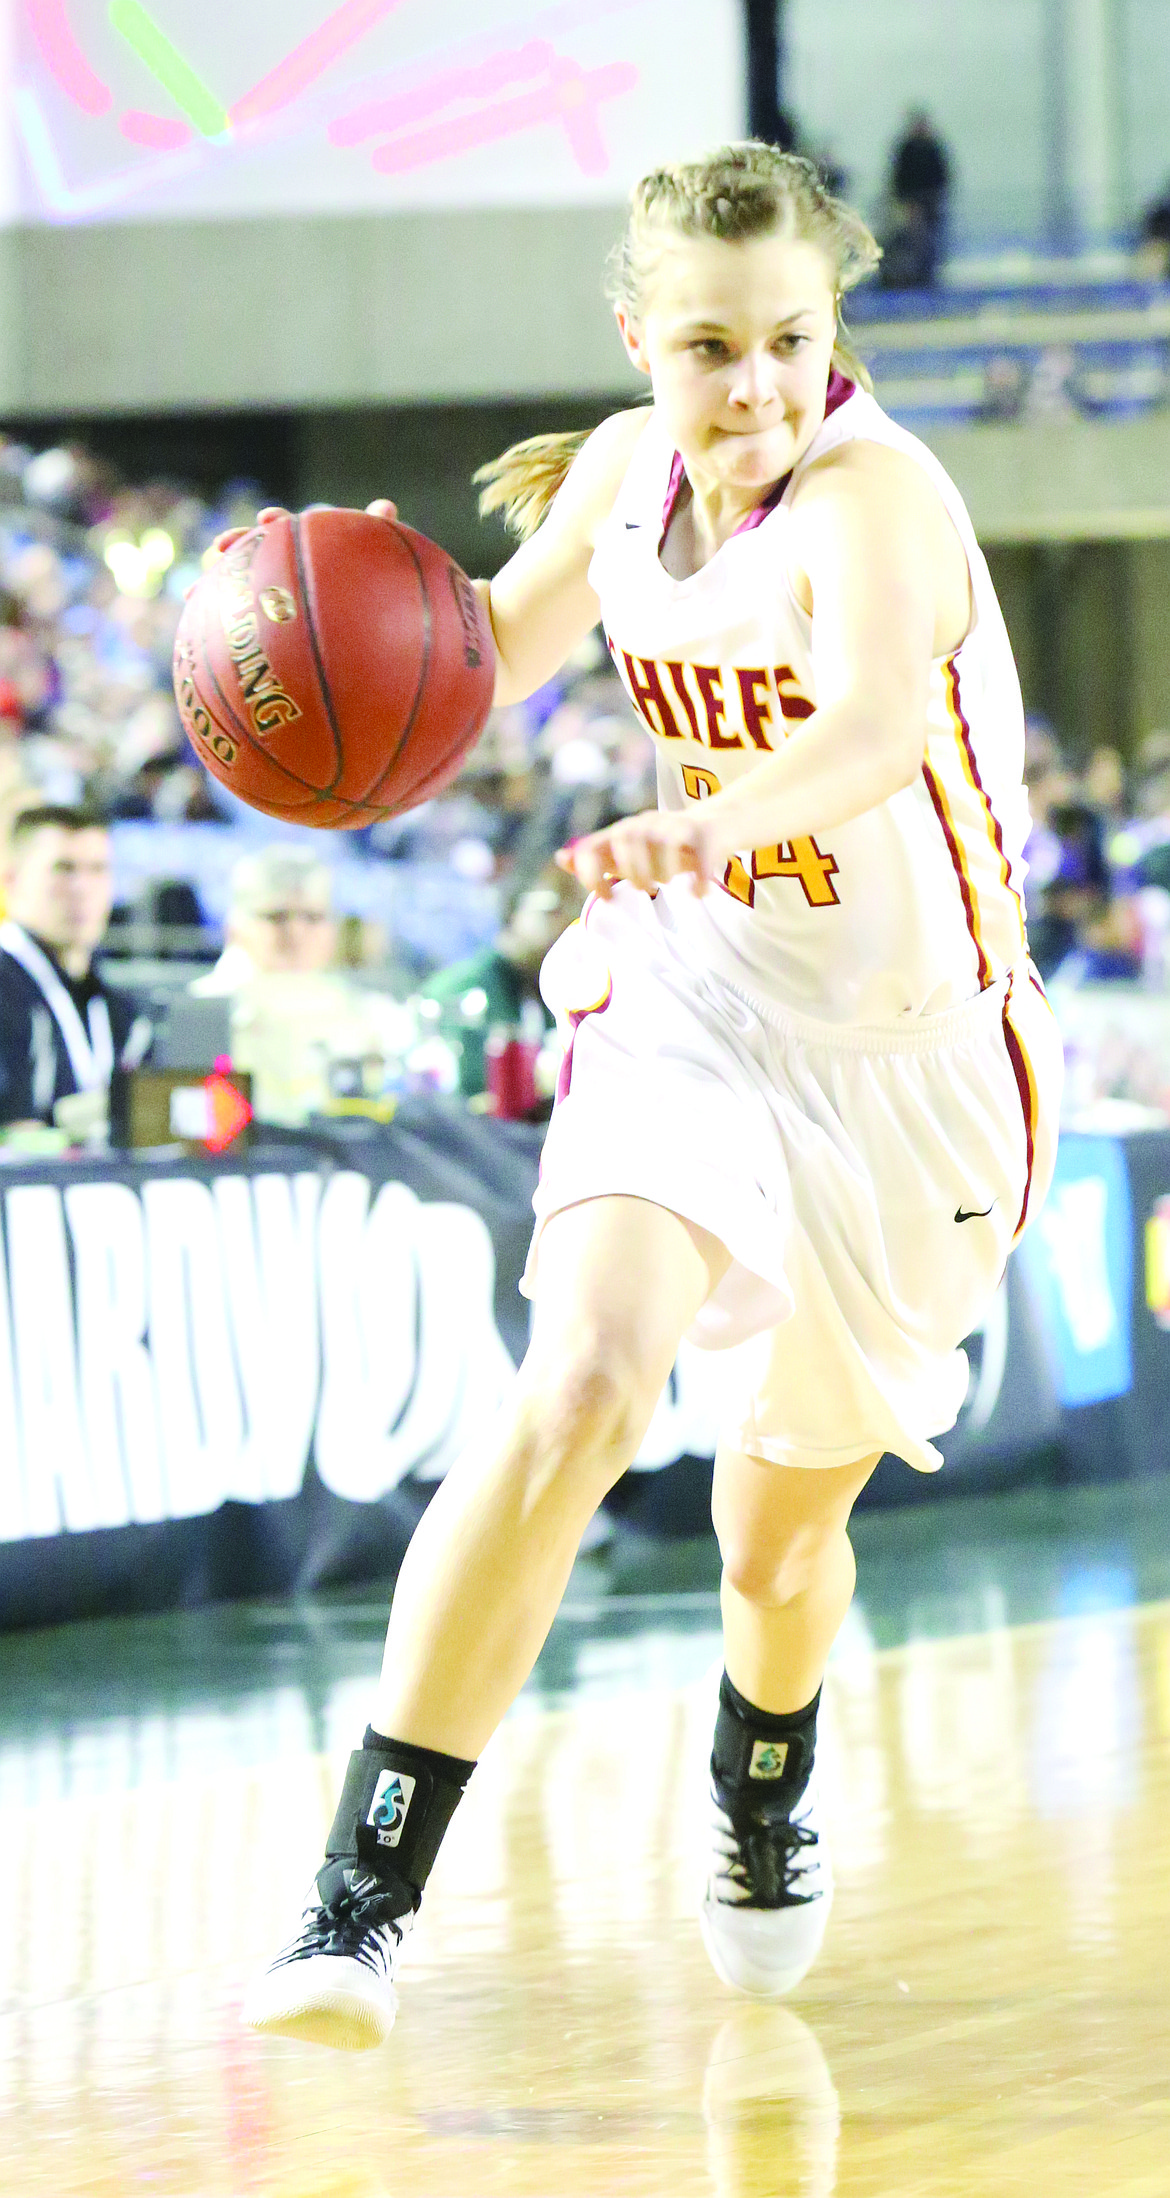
xmin=1001 ymin=980 xmax=1039 ymax=1239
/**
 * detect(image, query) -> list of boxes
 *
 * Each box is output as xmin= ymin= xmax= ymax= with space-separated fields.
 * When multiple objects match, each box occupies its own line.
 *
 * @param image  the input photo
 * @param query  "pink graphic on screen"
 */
xmin=18 ymin=1 xmax=642 ymax=216
xmin=330 ymin=38 xmax=557 ymax=145
xmin=27 ymin=0 xmax=112 ymax=115
xmin=229 ymin=0 xmax=408 ymax=129
xmin=120 ymin=110 xmax=191 ymax=150
xmin=371 ymin=59 xmax=639 ymax=178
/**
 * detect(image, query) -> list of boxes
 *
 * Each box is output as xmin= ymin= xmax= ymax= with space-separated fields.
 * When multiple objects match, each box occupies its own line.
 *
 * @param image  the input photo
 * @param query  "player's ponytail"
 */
xmin=608 ymin=143 xmax=882 ymax=393
xmin=475 ymin=430 xmax=592 ymax=541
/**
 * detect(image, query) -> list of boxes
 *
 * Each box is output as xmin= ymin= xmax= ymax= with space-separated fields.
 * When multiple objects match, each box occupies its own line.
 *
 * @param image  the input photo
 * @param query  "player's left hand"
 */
xmin=557 ymin=808 xmax=722 ymax=896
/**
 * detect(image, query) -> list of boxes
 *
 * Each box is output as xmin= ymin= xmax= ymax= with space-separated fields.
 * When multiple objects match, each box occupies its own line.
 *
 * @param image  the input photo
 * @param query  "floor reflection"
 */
xmin=704 ymin=2007 xmax=840 ymax=2198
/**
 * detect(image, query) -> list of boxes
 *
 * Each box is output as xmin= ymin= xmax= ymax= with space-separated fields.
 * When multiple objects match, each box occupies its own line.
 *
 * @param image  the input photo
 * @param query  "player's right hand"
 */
xmin=203 ymin=501 xmax=398 ymax=581
xmin=207 ymin=505 xmax=289 ymax=561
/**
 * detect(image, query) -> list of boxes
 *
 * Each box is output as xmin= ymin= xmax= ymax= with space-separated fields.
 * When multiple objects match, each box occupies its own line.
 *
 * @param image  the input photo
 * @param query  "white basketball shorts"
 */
xmin=522 ymin=884 xmax=1063 ymax=1474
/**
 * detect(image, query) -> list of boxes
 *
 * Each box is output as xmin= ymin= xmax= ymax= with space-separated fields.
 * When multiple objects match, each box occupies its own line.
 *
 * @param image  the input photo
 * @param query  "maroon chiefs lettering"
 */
xmin=613 ymin=648 xmax=813 ymax=752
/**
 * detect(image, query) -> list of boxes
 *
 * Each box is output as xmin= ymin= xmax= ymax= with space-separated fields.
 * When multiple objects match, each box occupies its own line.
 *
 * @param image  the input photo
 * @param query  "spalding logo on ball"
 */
xmin=172 ymin=507 xmax=496 ymax=827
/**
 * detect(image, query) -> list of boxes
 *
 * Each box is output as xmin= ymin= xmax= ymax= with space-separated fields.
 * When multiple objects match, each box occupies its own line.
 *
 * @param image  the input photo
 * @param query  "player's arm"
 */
xmin=469 ymin=409 xmax=651 ymax=708
xmin=692 ymin=442 xmax=959 ymax=857
xmin=563 ymin=442 xmax=968 ymax=894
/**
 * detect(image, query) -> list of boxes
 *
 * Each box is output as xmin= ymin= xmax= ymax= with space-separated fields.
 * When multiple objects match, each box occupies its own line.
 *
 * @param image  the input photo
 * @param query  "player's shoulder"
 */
xmin=790 ymin=428 xmax=953 ymax=541
xmin=577 ymin=405 xmax=655 ymax=472
xmin=555 ymin=407 xmax=655 ymax=533
xmin=794 ymin=431 xmax=928 ymax=501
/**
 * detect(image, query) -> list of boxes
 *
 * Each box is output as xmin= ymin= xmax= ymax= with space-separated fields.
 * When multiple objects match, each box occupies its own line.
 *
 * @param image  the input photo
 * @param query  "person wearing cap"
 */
xmin=191 ymin=846 xmax=337 ymax=994
xmin=192 ymin=845 xmax=410 ymax=1124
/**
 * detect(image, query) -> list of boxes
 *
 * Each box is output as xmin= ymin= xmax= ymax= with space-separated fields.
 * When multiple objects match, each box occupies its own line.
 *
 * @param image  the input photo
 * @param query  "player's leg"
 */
xmin=370 ymin=1193 xmax=728 ymax=1757
xmin=700 ymin=1444 xmax=880 ymax=1998
xmin=714 ymin=1445 xmax=879 ymax=1714
xmin=246 ymin=1192 xmax=728 ymax=2048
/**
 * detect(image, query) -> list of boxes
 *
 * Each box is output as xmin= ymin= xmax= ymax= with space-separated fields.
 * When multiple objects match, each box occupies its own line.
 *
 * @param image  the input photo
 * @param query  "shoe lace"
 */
xmin=286 ymin=1874 xmax=411 ymax=1974
xmin=714 ymin=1790 xmax=818 ymax=1909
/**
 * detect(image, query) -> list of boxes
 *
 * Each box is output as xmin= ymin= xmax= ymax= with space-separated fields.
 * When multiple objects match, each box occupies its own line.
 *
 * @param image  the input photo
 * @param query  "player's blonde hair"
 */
xmin=476 ymin=143 xmax=881 ymax=540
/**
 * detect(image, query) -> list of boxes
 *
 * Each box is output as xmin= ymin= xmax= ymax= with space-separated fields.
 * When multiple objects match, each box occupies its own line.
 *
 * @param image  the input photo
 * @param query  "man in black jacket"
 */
xmin=0 ymin=805 xmax=150 ymax=1138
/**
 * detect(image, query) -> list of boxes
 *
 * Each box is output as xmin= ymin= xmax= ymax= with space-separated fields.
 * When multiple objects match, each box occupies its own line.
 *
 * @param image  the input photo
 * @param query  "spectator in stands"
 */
xmin=978 ymin=354 xmax=1028 ymax=422
xmin=190 ymin=844 xmax=415 ymax=1124
xmin=882 ymin=109 xmax=951 ymax=287
xmin=416 ymin=859 xmax=584 ymax=1099
xmin=1030 ymin=801 xmax=1141 ymax=984
xmin=1024 ymin=343 xmax=1083 ymax=421
xmin=1107 ymin=730 xmax=1170 ymax=893
xmin=1022 ymin=718 xmax=1074 ymax=916
xmin=1079 ymin=743 xmax=1128 ymax=828
xmin=1104 ymin=733 xmax=1170 ymax=984
xmin=1137 ymin=180 xmax=1170 ymax=281
xmin=0 ymin=804 xmax=150 ymax=1138
xmin=188 ymin=835 xmax=415 ymax=1125
xmin=192 ymin=845 xmax=337 ymax=995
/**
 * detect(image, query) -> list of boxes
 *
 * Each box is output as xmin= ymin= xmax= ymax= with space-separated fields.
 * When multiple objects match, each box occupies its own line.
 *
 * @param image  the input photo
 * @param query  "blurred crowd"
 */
xmin=0 ymin=431 xmax=652 ymax=869
xmin=6 ymin=428 xmax=1170 ymax=1141
xmin=1023 ymin=721 xmax=1170 ymax=1121
xmin=1023 ymin=722 xmax=1170 ymax=987
xmin=0 ymin=432 xmax=655 ymax=1135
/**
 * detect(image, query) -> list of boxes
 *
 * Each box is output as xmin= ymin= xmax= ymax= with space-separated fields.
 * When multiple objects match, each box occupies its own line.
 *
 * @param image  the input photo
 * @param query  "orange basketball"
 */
xmin=172 ymin=507 xmax=496 ymax=827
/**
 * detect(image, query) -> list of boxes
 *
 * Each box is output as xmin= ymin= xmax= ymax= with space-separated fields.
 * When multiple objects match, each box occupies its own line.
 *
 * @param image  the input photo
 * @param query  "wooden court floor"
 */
xmin=1 ymin=1597 xmax=1168 ymax=2196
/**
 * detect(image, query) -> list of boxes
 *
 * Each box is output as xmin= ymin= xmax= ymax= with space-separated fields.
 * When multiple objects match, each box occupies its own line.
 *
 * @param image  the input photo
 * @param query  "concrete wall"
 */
xmin=924 ymin=411 xmax=1170 ymax=544
xmin=1129 ymin=540 xmax=1170 ymax=739
xmin=0 ymin=229 xmax=21 ymax=412
xmin=3 ymin=208 xmax=640 ymax=417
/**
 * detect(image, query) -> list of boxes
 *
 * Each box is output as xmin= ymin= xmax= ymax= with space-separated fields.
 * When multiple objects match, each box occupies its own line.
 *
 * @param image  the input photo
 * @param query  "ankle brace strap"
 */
xmin=328 ymin=1741 xmax=470 ymax=1891
xmin=712 ymin=1680 xmax=820 ymax=1800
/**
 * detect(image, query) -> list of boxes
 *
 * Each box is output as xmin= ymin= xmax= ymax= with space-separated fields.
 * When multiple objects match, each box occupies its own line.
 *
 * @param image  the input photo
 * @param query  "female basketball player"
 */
xmin=243 ymin=145 xmax=1062 ymax=2048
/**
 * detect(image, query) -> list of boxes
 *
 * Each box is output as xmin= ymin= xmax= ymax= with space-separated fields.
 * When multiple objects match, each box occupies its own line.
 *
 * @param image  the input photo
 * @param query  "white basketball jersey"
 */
xmin=588 ymin=381 xmax=1031 ymax=1023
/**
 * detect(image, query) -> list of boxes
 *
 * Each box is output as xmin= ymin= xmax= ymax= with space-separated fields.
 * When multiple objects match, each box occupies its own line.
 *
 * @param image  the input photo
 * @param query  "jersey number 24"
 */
xmin=681 ymin=766 xmax=840 ymax=909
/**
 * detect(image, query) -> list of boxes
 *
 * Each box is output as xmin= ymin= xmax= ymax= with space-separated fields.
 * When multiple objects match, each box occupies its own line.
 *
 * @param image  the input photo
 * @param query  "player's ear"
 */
xmin=614 ymin=303 xmax=651 ymax=376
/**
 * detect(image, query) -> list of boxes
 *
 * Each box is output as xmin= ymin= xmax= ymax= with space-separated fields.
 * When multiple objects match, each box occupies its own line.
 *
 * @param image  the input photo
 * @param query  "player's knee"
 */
xmin=718 ymin=1518 xmax=843 ymax=1608
xmin=518 ymin=1341 xmax=654 ymax=1493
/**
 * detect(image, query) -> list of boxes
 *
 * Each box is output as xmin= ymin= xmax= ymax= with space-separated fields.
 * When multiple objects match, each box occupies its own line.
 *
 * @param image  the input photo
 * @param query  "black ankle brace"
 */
xmin=712 ymin=1674 xmax=820 ymax=1804
xmin=326 ymin=1729 xmax=476 ymax=1895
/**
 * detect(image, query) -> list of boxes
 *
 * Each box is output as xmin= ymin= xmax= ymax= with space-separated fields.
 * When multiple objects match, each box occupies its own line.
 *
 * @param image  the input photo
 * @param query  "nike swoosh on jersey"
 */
xmin=954 ymin=1203 xmax=995 ymax=1223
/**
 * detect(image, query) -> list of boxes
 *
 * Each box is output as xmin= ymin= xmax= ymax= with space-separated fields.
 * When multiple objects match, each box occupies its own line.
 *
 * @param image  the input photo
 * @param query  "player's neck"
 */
xmin=660 ymin=473 xmax=771 ymax=579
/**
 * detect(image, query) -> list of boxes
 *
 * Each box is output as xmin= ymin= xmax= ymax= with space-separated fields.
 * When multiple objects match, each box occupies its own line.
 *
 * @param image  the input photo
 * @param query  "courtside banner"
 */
xmin=0 ymin=1107 xmax=1138 ymax=1631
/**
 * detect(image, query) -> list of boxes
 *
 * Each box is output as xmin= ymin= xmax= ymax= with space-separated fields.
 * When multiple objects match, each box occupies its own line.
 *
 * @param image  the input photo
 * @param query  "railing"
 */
xmin=851 ymin=261 xmax=1170 ymax=428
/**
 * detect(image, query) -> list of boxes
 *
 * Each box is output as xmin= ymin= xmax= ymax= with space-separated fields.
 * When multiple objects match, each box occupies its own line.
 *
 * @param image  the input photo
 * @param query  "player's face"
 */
xmin=618 ymin=232 xmax=838 ymax=495
xmin=6 ymin=827 xmax=113 ymax=960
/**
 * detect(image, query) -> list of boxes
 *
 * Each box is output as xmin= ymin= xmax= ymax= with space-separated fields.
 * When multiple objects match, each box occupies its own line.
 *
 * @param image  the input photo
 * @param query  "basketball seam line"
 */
xmin=358 ymin=524 xmax=435 ymax=811
xmin=290 ymin=513 xmax=347 ymax=798
xmin=199 ymin=641 xmax=330 ymax=803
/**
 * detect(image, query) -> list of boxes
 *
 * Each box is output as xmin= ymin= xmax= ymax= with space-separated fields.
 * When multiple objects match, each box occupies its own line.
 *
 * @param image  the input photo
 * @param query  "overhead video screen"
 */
xmin=11 ymin=0 xmax=743 ymax=222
